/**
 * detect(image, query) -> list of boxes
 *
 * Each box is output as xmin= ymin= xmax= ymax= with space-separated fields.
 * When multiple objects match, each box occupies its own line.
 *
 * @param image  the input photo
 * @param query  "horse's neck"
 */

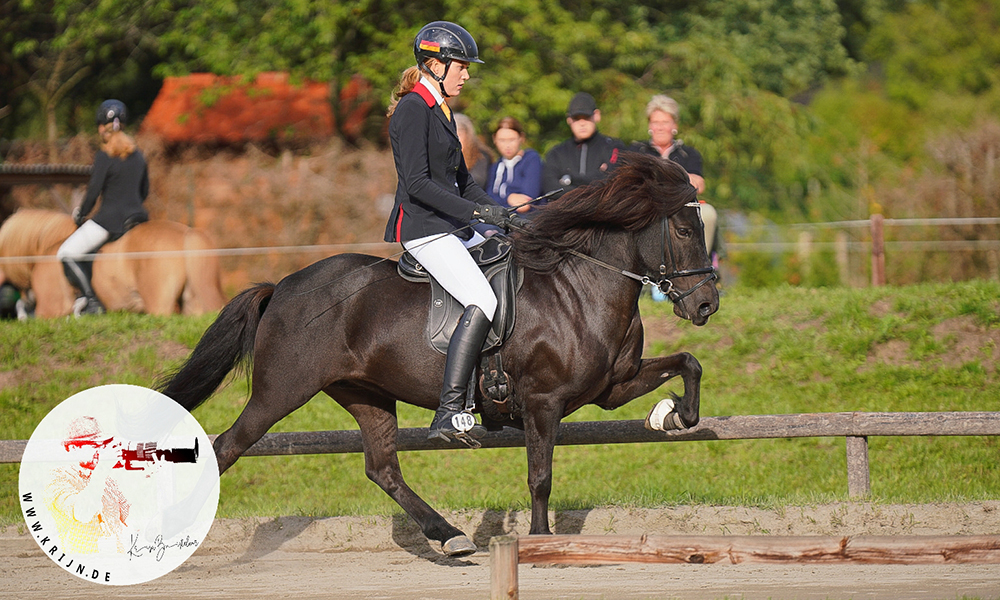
xmin=566 ymin=229 xmax=643 ymax=306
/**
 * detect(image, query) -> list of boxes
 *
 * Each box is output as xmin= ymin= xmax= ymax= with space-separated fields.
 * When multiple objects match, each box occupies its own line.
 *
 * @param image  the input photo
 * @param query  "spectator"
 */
xmin=57 ymin=99 xmax=149 ymax=316
xmin=454 ymin=112 xmax=493 ymax=191
xmin=630 ymin=95 xmax=719 ymax=300
xmin=631 ymin=95 xmax=718 ymax=248
xmin=486 ymin=116 xmax=542 ymax=215
xmin=542 ymin=92 xmax=625 ymax=199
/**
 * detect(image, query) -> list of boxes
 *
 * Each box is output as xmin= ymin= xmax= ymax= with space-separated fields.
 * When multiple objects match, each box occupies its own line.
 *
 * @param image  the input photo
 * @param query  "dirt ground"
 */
xmin=4 ymin=502 xmax=999 ymax=600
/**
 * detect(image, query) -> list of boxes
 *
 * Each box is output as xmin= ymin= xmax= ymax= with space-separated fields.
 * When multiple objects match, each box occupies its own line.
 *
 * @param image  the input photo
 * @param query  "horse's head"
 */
xmin=642 ymin=201 xmax=720 ymax=326
xmin=513 ymin=152 xmax=720 ymax=324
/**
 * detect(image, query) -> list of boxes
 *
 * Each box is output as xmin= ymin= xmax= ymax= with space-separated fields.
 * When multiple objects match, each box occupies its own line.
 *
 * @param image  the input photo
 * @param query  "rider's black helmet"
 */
xmin=413 ymin=21 xmax=484 ymax=66
xmin=96 ymin=99 xmax=128 ymax=126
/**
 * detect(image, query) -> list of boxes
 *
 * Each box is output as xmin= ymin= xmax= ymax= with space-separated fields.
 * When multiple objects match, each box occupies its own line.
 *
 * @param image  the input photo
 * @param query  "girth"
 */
xmin=397 ymin=234 xmax=522 ymax=355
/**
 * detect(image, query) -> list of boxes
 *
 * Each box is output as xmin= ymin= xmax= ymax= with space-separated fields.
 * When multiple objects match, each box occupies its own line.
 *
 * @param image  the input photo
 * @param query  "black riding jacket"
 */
xmin=80 ymin=149 xmax=150 ymax=240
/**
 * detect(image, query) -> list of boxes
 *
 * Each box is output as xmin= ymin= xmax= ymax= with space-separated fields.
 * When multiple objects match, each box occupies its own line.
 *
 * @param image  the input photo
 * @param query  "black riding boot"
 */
xmin=62 ymin=258 xmax=105 ymax=316
xmin=428 ymin=304 xmax=492 ymax=445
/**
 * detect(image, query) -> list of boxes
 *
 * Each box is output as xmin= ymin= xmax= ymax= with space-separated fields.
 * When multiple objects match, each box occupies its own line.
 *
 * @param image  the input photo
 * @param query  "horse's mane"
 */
xmin=0 ymin=209 xmax=76 ymax=287
xmin=513 ymin=152 xmax=698 ymax=273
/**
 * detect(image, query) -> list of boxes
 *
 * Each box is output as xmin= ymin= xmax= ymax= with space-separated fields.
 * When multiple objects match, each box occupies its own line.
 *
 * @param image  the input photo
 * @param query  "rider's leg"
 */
xmin=699 ymin=200 xmax=718 ymax=256
xmin=403 ymin=233 xmax=498 ymax=443
xmin=56 ymin=220 xmax=109 ymax=315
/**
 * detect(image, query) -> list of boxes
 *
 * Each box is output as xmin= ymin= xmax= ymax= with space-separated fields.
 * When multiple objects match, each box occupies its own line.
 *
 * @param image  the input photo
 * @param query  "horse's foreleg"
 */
xmin=523 ymin=401 xmax=563 ymax=535
xmin=600 ymin=352 xmax=702 ymax=428
xmin=336 ymin=389 xmax=475 ymax=556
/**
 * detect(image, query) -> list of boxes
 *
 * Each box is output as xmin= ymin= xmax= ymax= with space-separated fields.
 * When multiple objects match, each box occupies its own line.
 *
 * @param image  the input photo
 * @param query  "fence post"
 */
xmin=846 ymin=435 xmax=871 ymax=499
xmin=835 ymin=230 xmax=850 ymax=286
xmin=797 ymin=230 xmax=812 ymax=283
xmin=490 ymin=535 xmax=519 ymax=600
xmin=870 ymin=214 xmax=886 ymax=286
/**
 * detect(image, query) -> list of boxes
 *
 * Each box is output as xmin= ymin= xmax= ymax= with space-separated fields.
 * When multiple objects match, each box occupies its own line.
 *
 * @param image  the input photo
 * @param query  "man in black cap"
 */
xmin=542 ymin=92 xmax=626 ymax=199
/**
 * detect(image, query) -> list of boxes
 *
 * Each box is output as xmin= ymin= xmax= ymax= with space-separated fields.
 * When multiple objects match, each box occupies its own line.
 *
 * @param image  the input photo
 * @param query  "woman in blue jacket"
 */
xmin=486 ymin=116 xmax=543 ymax=215
xmin=383 ymin=21 xmax=519 ymax=445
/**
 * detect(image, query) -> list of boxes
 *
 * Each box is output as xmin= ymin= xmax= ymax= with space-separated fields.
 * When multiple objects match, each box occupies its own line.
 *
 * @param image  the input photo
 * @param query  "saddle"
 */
xmin=397 ymin=234 xmax=521 ymax=355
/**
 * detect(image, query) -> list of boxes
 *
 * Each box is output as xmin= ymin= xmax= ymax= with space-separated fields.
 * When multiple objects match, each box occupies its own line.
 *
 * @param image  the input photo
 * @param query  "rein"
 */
xmin=564 ymin=201 xmax=717 ymax=307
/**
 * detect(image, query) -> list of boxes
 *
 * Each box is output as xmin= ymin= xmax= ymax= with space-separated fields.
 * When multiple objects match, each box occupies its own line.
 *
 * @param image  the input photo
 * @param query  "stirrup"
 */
xmin=428 ymin=411 xmax=485 ymax=449
xmin=74 ymin=296 xmax=105 ymax=317
xmin=428 ymin=429 xmax=483 ymax=450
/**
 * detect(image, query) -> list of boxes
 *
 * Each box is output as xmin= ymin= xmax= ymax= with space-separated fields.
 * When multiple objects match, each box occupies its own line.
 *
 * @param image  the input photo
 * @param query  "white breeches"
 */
xmin=56 ymin=220 xmax=109 ymax=261
xmin=403 ymin=232 xmax=498 ymax=321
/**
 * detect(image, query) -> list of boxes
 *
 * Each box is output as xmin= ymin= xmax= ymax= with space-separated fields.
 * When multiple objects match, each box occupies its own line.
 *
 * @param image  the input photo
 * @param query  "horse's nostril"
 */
xmin=698 ymin=302 xmax=714 ymax=318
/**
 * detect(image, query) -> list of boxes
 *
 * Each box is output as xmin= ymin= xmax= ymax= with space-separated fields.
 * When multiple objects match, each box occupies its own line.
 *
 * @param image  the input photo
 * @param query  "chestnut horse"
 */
xmin=0 ymin=209 xmax=226 ymax=317
xmin=159 ymin=153 xmax=719 ymax=556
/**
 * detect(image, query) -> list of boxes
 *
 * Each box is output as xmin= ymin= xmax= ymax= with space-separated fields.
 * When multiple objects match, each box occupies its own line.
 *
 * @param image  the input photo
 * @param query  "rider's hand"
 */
xmin=508 ymin=214 xmax=530 ymax=230
xmin=72 ymin=206 xmax=84 ymax=227
xmin=473 ymin=204 xmax=513 ymax=228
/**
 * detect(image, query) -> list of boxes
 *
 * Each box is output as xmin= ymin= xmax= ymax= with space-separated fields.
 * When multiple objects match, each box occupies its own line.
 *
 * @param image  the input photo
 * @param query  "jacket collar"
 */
xmin=415 ymin=80 xmax=457 ymax=137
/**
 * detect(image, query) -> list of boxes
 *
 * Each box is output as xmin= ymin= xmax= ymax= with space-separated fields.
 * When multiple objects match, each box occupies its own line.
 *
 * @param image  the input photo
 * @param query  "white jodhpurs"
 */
xmin=56 ymin=220 xmax=110 ymax=261
xmin=403 ymin=232 xmax=498 ymax=321
xmin=699 ymin=201 xmax=718 ymax=255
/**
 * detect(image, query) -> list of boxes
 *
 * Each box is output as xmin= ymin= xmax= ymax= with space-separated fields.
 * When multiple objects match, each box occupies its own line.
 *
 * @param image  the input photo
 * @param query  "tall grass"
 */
xmin=2 ymin=281 xmax=998 ymax=525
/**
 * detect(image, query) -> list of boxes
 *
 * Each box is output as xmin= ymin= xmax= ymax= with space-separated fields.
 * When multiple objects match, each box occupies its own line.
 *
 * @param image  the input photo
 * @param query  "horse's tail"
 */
xmin=158 ymin=283 xmax=275 ymax=411
xmin=182 ymin=227 xmax=227 ymax=314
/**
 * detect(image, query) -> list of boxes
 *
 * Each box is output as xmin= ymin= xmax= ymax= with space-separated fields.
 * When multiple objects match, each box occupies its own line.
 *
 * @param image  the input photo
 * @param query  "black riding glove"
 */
xmin=473 ymin=204 xmax=512 ymax=228
xmin=72 ymin=206 xmax=85 ymax=227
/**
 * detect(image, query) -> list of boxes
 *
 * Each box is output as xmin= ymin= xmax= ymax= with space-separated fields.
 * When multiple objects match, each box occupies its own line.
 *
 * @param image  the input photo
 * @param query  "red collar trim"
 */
xmin=413 ymin=83 xmax=437 ymax=109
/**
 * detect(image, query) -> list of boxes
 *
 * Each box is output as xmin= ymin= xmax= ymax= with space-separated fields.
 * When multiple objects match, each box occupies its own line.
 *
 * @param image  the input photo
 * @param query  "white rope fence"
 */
xmin=0 ymin=241 xmax=399 ymax=264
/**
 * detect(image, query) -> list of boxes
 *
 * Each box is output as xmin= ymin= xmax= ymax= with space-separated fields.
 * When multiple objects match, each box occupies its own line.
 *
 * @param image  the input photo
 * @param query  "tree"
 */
xmin=7 ymin=0 xmax=171 ymax=158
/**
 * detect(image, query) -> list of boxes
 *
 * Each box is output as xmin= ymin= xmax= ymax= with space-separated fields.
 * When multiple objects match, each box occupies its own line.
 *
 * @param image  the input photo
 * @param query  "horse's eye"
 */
xmin=676 ymin=227 xmax=692 ymax=238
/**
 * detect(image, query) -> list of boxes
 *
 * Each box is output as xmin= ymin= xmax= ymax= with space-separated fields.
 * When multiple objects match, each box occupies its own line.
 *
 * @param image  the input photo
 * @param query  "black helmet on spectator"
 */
xmin=96 ymin=99 xmax=127 ymax=129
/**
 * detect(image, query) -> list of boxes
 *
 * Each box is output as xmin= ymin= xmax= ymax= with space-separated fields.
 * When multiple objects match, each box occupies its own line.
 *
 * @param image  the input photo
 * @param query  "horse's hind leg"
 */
xmin=600 ymin=352 xmax=703 ymax=429
xmin=331 ymin=385 xmax=476 ymax=556
xmin=213 ymin=365 xmax=324 ymax=473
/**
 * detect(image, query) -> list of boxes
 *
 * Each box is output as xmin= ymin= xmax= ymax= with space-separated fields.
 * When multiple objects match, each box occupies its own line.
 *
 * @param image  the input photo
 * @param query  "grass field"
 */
xmin=2 ymin=280 xmax=998 ymax=525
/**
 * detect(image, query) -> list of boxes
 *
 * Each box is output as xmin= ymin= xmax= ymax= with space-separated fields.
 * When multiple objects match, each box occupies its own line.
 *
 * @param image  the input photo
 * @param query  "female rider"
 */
xmin=384 ymin=21 xmax=520 ymax=445
xmin=57 ymin=99 xmax=149 ymax=316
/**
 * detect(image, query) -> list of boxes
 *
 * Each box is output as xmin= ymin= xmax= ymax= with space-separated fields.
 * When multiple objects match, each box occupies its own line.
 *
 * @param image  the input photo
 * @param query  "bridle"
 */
xmin=567 ymin=201 xmax=717 ymax=306
xmin=657 ymin=202 xmax=718 ymax=303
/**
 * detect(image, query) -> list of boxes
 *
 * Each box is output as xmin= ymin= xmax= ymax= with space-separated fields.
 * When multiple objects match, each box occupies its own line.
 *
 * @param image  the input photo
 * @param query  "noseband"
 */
xmin=566 ymin=202 xmax=717 ymax=307
xmin=655 ymin=202 xmax=718 ymax=304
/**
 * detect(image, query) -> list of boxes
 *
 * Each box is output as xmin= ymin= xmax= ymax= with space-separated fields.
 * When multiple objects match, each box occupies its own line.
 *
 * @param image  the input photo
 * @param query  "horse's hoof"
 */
xmin=645 ymin=398 xmax=685 ymax=431
xmin=442 ymin=535 xmax=477 ymax=557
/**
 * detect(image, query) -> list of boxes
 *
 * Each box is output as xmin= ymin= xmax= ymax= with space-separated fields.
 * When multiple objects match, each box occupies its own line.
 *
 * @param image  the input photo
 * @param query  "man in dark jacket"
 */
xmin=542 ymin=92 xmax=626 ymax=199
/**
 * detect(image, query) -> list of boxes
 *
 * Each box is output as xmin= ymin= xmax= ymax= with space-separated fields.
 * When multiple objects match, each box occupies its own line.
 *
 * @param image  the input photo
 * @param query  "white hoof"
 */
xmin=644 ymin=398 xmax=685 ymax=431
xmin=442 ymin=535 xmax=477 ymax=557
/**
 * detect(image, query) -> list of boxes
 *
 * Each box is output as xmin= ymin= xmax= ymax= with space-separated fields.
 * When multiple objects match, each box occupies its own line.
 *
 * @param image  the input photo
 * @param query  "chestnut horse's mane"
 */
xmin=513 ymin=151 xmax=697 ymax=273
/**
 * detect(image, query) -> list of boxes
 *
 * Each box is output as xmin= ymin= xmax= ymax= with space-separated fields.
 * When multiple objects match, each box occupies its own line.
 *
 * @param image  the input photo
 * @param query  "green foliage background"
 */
xmin=5 ymin=0 xmax=1000 ymax=224
xmin=2 ymin=281 xmax=998 ymax=523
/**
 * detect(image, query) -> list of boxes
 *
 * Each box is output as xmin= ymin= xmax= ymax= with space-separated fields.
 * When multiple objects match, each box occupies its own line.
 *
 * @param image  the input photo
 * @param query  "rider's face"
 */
xmin=430 ymin=59 xmax=470 ymax=97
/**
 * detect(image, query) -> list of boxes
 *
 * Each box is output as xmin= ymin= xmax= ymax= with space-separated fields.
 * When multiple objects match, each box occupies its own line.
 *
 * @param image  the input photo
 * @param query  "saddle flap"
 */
xmin=397 ymin=234 xmax=512 ymax=282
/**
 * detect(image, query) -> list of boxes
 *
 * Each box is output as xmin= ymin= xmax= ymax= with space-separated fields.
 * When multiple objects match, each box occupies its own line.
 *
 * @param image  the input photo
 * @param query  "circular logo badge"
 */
xmin=18 ymin=384 xmax=219 ymax=585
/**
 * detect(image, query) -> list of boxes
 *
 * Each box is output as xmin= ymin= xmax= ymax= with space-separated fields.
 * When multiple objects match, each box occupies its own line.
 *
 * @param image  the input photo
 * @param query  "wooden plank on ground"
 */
xmin=514 ymin=534 xmax=1000 ymax=565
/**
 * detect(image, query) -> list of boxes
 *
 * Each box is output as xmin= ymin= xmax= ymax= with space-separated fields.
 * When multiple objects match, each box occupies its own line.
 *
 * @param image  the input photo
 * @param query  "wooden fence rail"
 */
xmin=3 ymin=411 xmax=998 ymax=499
xmin=489 ymin=534 xmax=1000 ymax=600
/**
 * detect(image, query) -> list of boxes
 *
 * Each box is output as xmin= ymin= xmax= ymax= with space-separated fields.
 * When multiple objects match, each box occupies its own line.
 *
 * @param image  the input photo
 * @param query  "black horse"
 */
xmin=159 ymin=152 xmax=720 ymax=556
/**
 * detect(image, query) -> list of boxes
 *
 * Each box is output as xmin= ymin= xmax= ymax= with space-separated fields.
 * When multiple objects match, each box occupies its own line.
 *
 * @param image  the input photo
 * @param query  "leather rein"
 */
xmin=567 ymin=201 xmax=718 ymax=306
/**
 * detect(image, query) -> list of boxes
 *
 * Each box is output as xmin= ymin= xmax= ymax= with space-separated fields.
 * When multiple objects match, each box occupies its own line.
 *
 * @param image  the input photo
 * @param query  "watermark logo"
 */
xmin=18 ymin=384 xmax=219 ymax=585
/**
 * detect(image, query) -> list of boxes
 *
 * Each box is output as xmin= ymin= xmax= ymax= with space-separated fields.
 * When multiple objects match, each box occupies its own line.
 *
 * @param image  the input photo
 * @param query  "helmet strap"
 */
xmin=419 ymin=59 xmax=453 ymax=98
